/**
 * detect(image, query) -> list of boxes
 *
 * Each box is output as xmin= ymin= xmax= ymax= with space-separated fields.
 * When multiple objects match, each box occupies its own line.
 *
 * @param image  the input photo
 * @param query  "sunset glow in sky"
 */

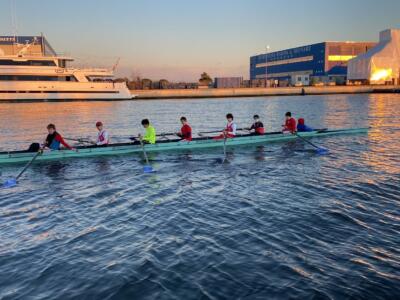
xmin=0 ymin=0 xmax=399 ymax=81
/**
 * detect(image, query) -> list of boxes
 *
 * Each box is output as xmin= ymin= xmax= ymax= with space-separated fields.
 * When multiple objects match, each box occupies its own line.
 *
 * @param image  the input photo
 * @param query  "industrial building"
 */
xmin=250 ymin=41 xmax=376 ymax=86
xmin=214 ymin=77 xmax=243 ymax=88
xmin=348 ymin=29 xmax=400 ymax=85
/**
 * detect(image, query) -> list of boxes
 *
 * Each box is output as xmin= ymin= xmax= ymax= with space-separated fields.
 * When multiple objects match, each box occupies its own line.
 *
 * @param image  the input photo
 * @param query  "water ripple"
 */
xmin=0 ymin=94 xmax=399 ymax=299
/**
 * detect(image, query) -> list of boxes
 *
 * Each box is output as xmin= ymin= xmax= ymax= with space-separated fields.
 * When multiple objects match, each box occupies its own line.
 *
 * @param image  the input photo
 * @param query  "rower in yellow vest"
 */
xmin=139 ymin=119 xmax=156 ymax=144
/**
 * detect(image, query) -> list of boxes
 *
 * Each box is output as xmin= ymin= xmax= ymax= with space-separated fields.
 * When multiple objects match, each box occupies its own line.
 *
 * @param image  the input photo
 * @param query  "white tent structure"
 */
xmin=347 ymin=29 xmax=400 ymax=84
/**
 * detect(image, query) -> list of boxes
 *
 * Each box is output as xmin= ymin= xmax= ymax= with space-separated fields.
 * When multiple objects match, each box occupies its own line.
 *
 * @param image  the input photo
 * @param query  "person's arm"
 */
xmin=104 ymin=131 xmax=110 ymax=143
xmin=231 ymin=123 xmax=237 ymax=135
xmin=282 ymin=120 xmax=288 ymax=131
xmin=55 ymin=134 xmax=73 ymax=150
xmin=289 ymin=119 xmax=297 ymax=133
xmin=42 ymin=138 xmax=49 ymax=148
xmin=177 ymin=126 xmax=184 ymax=138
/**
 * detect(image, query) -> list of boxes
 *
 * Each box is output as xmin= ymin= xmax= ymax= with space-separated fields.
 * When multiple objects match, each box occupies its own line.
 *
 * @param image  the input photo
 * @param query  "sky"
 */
xmin=0 ymin=0 xmax=399 ymax=81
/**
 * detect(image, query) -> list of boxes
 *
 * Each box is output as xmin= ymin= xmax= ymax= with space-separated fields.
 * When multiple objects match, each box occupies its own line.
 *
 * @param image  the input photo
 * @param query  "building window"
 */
xmin=256 ymin=55 xmax=314 ymax=68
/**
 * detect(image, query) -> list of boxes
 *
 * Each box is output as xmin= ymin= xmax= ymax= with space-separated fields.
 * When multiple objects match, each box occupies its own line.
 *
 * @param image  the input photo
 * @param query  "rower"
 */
xmin=297 ymin=118 xmax=313 ymax=132
xmin=282 ymin=112 xmax=297 ymax=133
xmin=95 ymin=121 xmax=110 ymax=145
xmin=214 ymin=113 xmax=237 ymax=139
xmin=138 ymin=119 xmax=156 ymax=144
xmin=248 ymin=114 xmax=265 ymax=135
xmin=43 ymin=124 xmax=73 ymax=150
xmin=177 ymin=116 xmax=192 ymax=141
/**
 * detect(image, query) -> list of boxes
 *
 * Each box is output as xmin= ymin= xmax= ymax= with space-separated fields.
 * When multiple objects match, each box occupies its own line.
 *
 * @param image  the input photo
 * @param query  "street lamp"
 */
xmin=265 ymin=45 xmax=270 ymax=88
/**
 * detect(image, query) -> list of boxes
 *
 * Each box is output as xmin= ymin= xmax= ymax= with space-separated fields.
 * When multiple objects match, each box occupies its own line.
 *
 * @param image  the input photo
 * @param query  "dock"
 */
xmin=131 ymin=85 xmax=400 ymax=99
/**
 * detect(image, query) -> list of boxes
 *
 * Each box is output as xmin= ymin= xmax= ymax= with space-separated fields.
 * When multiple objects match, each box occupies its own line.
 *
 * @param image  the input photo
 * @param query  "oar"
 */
xmin=65 ymin=137 xmax=96 ymax=145
xmin=199 ymin=128 xmax=247 ymax=135
xmin=295 ymin=132 xmax=328 ymax=154
xmin=222 ymin=133 xmax=228 ymax=163
xmin=158 ymin=132 xmax=178 ymax=137
xmin=129 ymin=132 xmax=177 ymax=141
xmin=3 ymin=150 xmax=42 ymax=188
xmin=139 ymin=138 xmax=154 ymax=173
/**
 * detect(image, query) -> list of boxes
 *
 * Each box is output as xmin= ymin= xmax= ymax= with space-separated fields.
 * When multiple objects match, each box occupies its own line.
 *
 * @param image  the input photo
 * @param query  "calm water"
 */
xmin=0 ymin=94 xmax=399 ymax=299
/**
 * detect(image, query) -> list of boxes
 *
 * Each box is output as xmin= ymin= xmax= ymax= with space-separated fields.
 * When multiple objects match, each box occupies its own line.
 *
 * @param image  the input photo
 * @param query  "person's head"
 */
xmin=285 ymin=112 xmax=292 ymax=120
xmin=96 ymin=121 xmax=103 ymax=131
xmin=180 ymin=116 xmax=187 ymax=124
xmin=298 ymin=118 xmax=305 ymax=125
xmin=226 ymin=113 xmax=234 ymax=122
xmin=47 ymin=123 xmax=56 ymax=134
xmin=253 ymin=114 xmax=260 ymax=121
xmin=141 ymin=119 xmax=150 ymax=128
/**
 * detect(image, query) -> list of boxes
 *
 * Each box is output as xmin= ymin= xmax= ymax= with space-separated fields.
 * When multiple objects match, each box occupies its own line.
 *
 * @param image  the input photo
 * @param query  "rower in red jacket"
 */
xmin=282 ymin=112 xmax=297 ymax=133
xmin=214 ymin=113 xmax=237 ymax=139
xmin=43 ymin=123 xmax=73 ymax=150
xmin=177 ymin=116 xmax=192 ymax=141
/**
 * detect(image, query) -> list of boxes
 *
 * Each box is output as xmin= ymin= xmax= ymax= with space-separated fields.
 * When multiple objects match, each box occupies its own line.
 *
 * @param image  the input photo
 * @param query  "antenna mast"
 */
xmin=11 ymin=0 xmax=18 ymax=40
xmin=112 ymin=57 xmax=121 ymax=72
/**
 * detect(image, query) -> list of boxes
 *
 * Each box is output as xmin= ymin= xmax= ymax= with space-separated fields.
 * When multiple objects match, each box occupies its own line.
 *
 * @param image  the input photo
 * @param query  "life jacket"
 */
xmin=98 ymin=130 xmax=108 ymax=144
xmin=252 ymin=121 xmax=265 ymax=134
xmin=285 ymin=118 xmax=297 ymax=132
xmin=46 ymin=132 xmax=61 ymax=150
xmin=180 ymin=124 xmax=192 ymax=140
xmin=226 ymin=122 xmax=236 ymax=133
xmin=213 ymin=121 xmax=237 ymax=140
xmin=255 ymin=127 xmax=265 ymax=134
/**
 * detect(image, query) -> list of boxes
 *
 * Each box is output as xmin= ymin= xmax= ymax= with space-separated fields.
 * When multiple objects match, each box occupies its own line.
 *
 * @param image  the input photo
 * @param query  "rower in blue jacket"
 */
xmin=297 ymin=118 xmax=313 ymax=132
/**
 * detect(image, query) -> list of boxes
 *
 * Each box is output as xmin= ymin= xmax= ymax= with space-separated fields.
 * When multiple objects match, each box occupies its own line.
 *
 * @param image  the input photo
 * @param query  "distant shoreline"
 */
xmin=131 ymin=85 xmax=400 ymax=100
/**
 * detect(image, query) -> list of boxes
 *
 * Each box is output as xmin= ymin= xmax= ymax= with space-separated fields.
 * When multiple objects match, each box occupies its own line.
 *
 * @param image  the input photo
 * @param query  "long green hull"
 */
xmin=0 ymin=128 xmax=368 ymax=164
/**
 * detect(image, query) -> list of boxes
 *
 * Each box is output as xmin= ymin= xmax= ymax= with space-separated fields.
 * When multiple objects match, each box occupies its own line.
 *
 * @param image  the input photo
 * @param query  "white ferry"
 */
xmin=0 ymin=36 xmax=133 ymax=101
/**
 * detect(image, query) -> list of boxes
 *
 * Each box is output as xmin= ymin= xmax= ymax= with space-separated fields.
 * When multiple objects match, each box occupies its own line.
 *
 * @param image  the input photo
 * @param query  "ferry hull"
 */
xmin=0 ymin=81 xmax=134 ymax=101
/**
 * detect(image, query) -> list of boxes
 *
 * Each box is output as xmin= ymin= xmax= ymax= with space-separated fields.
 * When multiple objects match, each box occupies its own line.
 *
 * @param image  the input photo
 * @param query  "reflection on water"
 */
xmin=0 ymin=94 xmax=399 ymax=299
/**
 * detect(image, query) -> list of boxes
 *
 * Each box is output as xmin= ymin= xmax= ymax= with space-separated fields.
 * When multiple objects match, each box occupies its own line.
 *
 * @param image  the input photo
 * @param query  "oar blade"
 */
xmin=3 ymin=178 xmax=17 ymax=188
xmin=143 ymin=165 xmax=154 ymax=173
xmin=316 ymin=147 xmax=329 ymax=155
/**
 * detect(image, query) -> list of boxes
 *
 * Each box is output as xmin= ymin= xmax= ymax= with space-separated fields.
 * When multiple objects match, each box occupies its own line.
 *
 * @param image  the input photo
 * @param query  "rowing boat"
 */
xmin=0 ymin=128 xmax=368 ymax=164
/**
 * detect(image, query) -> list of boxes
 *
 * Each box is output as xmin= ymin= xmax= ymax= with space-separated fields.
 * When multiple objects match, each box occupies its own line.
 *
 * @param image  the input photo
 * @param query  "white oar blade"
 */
xmin=3 ymin=178 xmax=17 ymax=188
xmin=143 ymin=165 xmax=154 ymax=173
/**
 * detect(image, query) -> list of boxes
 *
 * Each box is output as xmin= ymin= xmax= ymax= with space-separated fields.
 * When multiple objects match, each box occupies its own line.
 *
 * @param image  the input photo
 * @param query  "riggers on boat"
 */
xmin=0 ymin=128 xmax=369 ymax=165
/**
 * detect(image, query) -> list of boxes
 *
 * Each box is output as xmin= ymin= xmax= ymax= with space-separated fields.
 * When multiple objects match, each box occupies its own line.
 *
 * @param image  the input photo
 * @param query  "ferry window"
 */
xmin=0 ymin=75 xmax=76 ymax=81
xmin=0 ymin=60 xmax=56 ymax=66
xmin=30 ymin=60 xmax=56 ymax=66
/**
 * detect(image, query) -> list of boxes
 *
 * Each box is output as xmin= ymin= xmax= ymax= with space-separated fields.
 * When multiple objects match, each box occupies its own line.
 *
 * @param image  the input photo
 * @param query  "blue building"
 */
xmin=250 ymin=42 xmax=376 ymax=86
